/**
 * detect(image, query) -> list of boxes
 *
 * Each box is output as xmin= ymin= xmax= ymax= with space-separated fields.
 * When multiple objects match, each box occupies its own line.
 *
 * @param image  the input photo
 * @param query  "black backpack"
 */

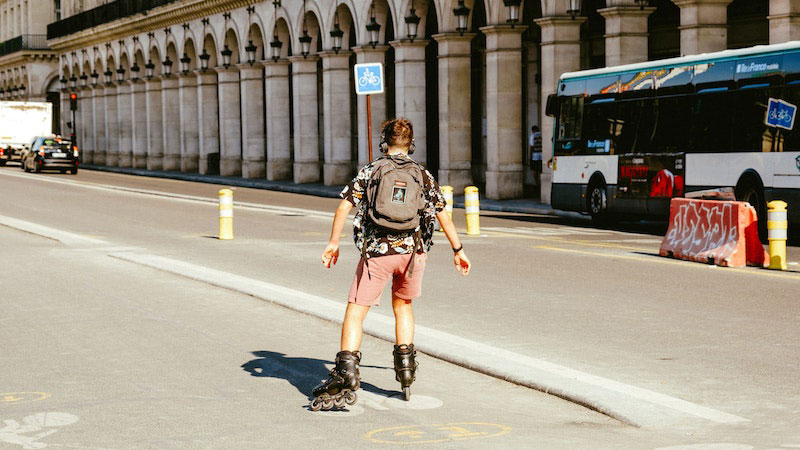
xmin=362 ymin=154 xmax=425 ymax=275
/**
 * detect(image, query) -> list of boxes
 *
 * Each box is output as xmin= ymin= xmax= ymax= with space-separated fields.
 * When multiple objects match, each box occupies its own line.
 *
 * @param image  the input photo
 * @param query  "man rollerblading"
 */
xmin=320 ymin=118 xmax=471 ymax=407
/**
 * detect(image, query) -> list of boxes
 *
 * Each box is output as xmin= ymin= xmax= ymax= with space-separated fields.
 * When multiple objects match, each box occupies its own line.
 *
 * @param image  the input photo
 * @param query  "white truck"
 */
xmin=0 ymin=101 xmax=53 ymax=166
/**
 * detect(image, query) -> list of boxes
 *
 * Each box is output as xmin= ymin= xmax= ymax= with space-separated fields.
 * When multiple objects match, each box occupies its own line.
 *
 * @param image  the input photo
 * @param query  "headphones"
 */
xmin=380 ymin=121 xmax=416 ymax=155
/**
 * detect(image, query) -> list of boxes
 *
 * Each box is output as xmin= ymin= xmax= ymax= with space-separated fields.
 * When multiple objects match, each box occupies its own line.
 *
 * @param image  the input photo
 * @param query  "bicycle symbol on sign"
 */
xmin=358 ymin=68 xmax=380 ymax=88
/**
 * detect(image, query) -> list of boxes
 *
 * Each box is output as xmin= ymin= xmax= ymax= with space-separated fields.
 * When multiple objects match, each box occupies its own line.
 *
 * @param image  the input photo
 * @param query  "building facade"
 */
xmin=38 ymin=0 xmax=800 ymax=201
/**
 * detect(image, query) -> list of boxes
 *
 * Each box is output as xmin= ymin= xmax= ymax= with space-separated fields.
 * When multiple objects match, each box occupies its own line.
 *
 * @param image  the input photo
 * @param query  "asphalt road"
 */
xmin=1 ymin=164 xmax=799 ymax=448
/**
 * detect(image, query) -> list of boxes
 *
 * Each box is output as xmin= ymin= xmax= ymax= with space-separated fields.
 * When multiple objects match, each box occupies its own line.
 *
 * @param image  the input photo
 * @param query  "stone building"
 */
xmin=0 ymin=0 xmax=60 ymax=130
xmin=45 ymin=0 xmax=798 ymax=202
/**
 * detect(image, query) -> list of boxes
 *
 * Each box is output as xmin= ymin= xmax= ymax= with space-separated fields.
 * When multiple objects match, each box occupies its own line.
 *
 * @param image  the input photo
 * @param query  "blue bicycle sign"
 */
xmin=354 ymin=63 xmax=384 ymax=95
xmin=765 ymin=97 xmax=797 ymax=130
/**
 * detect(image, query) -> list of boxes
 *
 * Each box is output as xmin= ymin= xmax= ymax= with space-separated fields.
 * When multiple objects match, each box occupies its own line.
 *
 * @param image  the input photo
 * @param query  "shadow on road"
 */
xmin=241 ymin=350 xmax=396 ymax=402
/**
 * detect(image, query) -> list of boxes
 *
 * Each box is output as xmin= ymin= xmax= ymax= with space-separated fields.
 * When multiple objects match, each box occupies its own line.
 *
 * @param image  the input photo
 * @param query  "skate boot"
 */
xmin=309 ymin=350 xmax=361 ymax=411
xmin=393 ymin=344 xmax=418 ymax=401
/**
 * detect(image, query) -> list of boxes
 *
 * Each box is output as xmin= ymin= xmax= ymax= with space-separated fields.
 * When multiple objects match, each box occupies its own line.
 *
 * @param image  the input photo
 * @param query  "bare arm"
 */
xmin=436 ymin=210 xmax=471 ymax=276
xmin=322 ymin=199 xmax=354 ymax=268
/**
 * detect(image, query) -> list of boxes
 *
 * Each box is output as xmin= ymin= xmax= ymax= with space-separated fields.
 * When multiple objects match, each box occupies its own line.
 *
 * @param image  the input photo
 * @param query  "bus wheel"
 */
xmin=736 ymin=182 xmax=767 ymax=241
xmin=588 ymin=182 xmax=608 ymax=223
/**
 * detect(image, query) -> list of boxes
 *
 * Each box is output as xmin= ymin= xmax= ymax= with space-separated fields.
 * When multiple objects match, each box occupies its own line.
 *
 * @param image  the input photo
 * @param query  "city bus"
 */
xmin=547 ymin=41 xmax=800 ymax=229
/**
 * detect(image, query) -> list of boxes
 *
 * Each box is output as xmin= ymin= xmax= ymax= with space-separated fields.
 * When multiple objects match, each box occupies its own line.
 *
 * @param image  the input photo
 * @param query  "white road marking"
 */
xmin=0 ymin=169 xmax=334 ymax=219
xmin=0 ymin=214 xmax=106 ymax=246
xmin=110 ymin=251 xmax=750 ymax=428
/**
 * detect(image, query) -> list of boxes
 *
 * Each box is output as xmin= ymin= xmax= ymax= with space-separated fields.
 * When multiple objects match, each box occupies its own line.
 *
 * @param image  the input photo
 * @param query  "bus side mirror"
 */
xmin=545 ymin=94 xmax=558 ymax=117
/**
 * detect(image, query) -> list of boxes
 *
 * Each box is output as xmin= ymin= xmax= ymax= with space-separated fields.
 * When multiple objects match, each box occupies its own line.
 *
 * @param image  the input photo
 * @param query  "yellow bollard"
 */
xmin=464 ymin=186 xmax=480 ymax=235
xmin=437 ymin=185 xmax=454 ymax=232
xmin=218 ymin=188 xmax=234 ymax=240
xmin=767 ymin=200 xmax=788 ymax=270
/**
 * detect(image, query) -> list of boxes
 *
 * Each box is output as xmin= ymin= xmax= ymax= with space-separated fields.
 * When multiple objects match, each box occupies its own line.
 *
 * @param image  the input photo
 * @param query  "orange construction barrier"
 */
xmin=659 ymin=198 xmax=768 ymax=268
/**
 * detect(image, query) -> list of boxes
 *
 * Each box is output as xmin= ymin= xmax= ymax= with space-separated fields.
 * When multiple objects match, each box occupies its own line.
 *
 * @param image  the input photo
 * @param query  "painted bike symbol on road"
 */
xmin=312 ymin=389 xmax=443 ymax=418
xmin=364 ymin=422 xmax=511 ymax=445
xmin=0 ymin=412 xmax=79 ymax=449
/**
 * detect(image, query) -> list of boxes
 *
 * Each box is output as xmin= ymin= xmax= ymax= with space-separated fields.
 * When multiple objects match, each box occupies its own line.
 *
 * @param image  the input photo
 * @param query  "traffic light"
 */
xmin=69 ymin=93 xmax=77 ymax=111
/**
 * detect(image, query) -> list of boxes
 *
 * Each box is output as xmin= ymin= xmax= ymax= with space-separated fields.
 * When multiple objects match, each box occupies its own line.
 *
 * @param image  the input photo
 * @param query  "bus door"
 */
xmin=617 ymin=153 xmax=685 ymax=217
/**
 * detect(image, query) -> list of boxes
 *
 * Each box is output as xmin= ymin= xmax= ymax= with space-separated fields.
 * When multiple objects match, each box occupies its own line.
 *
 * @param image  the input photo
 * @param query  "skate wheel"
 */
xmin=345 ymin=391 xmax=357 ymax=405
xmin=322 ymin=397 xmax=334 ymax=410
xmin=334 ymin=395 xmax=346 ymax=408
xmin=310 ymin=398 xmax=323 ymax=412
xmin=403 ymin=386 xmax=411 ymax=401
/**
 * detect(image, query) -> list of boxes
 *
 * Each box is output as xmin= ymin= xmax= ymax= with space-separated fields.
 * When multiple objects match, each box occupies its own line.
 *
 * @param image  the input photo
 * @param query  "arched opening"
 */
xmin=522 ymin=0 xmax=543 ymax=198
xmin=470 ymin=0 xmax=487 ymax=188
xmin=423 ymin=0 xmax=439 ymax=177
xmin=200 ymin=33 xmax=220 ymax=175
xmin=45 ymin=76 xmax=61 ymax=134
xmin=580 ymin=0 xmax=605 ymax=69
xmin=727 ymin=0 xmax=768 ymax=49
xmin=648 ymin=0 xmax=680 ymax=60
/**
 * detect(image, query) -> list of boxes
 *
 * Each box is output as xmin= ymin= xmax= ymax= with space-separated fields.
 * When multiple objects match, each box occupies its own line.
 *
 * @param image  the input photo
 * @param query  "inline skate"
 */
xmin=393 ymin=344 xmax=418 ymax=401
xmin=310 ymin=350 xmax=361 ymax=411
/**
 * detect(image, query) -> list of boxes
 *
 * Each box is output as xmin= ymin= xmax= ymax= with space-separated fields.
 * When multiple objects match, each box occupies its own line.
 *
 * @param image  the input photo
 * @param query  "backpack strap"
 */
xmin=404 ymin=229 xmax=422 ymax=277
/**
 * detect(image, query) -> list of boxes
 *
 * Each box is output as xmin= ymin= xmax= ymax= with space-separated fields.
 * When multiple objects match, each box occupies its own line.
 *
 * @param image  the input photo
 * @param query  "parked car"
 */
xmin=21 ymin=136 xmax=78 ymax=174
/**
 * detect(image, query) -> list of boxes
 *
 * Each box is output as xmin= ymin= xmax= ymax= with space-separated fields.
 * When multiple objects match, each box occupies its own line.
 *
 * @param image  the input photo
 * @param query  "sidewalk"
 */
xmin=83 ymin=164 xmax=578 ymax=218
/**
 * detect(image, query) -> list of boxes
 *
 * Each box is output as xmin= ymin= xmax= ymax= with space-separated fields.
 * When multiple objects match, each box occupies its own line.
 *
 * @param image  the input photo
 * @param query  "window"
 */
xmin=54 ymin=0 xmax=61 ymax=21
xmin=650 ymin=95 xmax=693 ymax=153
xmin=582 ymin=99 xmax=617 ymax=155
xmin=616 ymin=99 xmax=657 ymax=154
xmin=691 ymin=90 xmax=735 ymax=152
xmin=555 ymin=96 xmax=584 ymax=155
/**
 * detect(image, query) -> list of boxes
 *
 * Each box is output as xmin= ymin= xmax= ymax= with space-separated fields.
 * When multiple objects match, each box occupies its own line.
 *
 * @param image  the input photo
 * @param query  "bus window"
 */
xmin=555 ymin=96 xmax=584 ymax=155
xmin=692 ymin=91 xmax=734 ymax=153
xmin=616 ymin=99 xmax=657 ymax=154
xmin=651 ymin=95 xmax=693 ymax=153
xmin=732 ymin=86 xmax=783 ymax=152
xmin=582 ymin=100 xmax=617 ymax=155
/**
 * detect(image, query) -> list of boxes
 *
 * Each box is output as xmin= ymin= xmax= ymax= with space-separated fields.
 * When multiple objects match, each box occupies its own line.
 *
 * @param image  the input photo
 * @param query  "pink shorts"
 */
xmin=348 ymin=253 xmax=428 ymax=307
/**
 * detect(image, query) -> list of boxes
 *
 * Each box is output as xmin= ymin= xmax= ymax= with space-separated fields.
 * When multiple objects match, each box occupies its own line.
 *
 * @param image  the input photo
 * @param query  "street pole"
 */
xmin=367 ymin=94 xmax=373 ymax=162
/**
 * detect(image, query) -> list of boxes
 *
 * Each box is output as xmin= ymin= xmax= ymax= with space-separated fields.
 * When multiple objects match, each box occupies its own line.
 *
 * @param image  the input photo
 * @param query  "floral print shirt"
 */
xmin=340 ymin=154 xmax=446 ymax=259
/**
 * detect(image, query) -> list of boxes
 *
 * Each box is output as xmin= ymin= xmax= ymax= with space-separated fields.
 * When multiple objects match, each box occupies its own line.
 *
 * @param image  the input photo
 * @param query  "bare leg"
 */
xmin=341 ymin=302 xmax=370 ymax=352
xmin=392 ymin=295 xmax=415 ymax=345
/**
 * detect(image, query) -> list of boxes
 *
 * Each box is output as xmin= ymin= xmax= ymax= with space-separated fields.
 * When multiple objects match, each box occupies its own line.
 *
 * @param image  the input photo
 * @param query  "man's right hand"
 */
xmin=454 ymin=250 xmax=471 ymax=277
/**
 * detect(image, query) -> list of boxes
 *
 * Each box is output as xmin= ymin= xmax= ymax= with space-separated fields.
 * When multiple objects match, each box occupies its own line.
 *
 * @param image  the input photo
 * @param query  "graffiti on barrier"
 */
xmin=663 ymin=201 xmax=740 ymax=263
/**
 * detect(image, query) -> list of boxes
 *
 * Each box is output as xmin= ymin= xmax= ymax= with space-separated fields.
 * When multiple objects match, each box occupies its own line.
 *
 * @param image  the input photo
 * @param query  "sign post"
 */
xmin=354 ymin=62 xmax=384 ymax=162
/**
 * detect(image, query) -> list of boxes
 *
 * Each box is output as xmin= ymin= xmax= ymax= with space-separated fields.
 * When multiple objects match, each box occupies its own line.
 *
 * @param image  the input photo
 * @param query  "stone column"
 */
xmin=145 ymin=77 xmax=163 ymax=170
xmin=217 ymin=68 xmax=242 ymax=176
xmin=433 ymin=33 xmax=474 ymax=192
xmin=390 ymin=40 xmax=428 ymax=166
xmin=354 ymin=45 xmax=388 ymax=166
xmin=60 ymin=92 xmax=70 ymax=137
xmin=116 ymin=81 xmax=132 ymax=167
xmin=289 ymin=55 xmax=321 ymax=183
xmin=769 ymin=0 xmax=800 ymax=44
xmin=319 ymin=51 xmax=353 ymax=185
xmin=196 ymin=70 xmax=220 ymax=175
xmin=104 ymin=83 xmax=118 ymax=166
xmin=239 ymin=63 xmax=266 ymax=179
xmin=536 ymin=16 xmax=584 ymax=204
xmin=264 ymin=59 xmax=292 ymax=180
xmin=131 ymin=80 xmax=148 ymax=168
xmin=481 ymin=25 xmax=527 ymax=200
xmin=599 ymin=5 xmax=655 ymax=66
xmin=80 ymin=86 xmax=93 ymax=164
xmin=92 ymin=85 xmax=106 ymax=165
xmin=161 ymin=76 xmax=181 ymax=170
xmin=179 ymin=74 xmax=199 ymax=172
xmin=672 ymin=0 xmax=733 ymax=55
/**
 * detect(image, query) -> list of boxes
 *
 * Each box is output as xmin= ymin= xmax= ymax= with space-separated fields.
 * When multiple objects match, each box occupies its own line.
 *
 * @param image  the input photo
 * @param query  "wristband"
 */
xmin=452 ymin=244 xmax=463 ymax=253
